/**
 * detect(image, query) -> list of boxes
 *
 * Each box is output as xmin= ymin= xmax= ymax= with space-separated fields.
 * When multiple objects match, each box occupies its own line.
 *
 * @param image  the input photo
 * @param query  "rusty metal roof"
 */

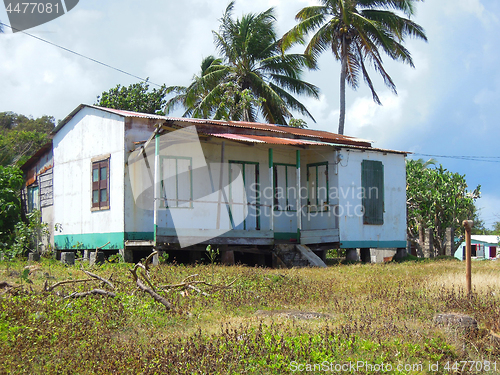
xmin=53 ymin=104 xmax=407 ymax=154
xmin=164 ymin=117 xmax=372 ymax=147
xmin=210 ymin=133 xmax=333 ymax=146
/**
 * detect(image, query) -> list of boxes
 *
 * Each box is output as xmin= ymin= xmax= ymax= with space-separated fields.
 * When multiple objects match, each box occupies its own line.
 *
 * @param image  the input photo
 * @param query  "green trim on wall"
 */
xmin=340 ymin=240 xmax=406 ymax=249
xmin=274 ymin=232 xmax=299 ymax=241
xmin=55 ymin=232 xmax=125 ymax=250
xmin=124 ymin=232 xmax=154 ymax=241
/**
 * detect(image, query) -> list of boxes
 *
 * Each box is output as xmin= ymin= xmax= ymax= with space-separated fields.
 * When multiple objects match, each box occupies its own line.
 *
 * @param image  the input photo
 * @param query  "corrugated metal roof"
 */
xmin=210 ymin=133 xmax=333 ymax=146
xmin=53 ymin=104 xmax=407 ymax=154
xmin=165 ymin=117 xmax=372 ymax=146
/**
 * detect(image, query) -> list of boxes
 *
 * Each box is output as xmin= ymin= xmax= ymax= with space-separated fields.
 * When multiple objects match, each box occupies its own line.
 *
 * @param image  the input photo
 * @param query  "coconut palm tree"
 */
xmin=165 ymin=55 xmax=226 ymax=118
xmin=166 ymin=2 xmax=319 ymax=125
xmin=282 ymin=0 xmax=427 ymax=134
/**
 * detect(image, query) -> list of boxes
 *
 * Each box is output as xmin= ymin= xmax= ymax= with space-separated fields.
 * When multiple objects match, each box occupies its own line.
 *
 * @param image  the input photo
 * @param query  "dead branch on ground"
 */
xmin=64 ymin=289 xmax=116 ymax=299
xmin=44 ymin=278 xmax=95 ymax=292
xmin=129 ymin=251 xmax=173 ymax=310
xmin=82 ymin=270 xmax=115 ymax=290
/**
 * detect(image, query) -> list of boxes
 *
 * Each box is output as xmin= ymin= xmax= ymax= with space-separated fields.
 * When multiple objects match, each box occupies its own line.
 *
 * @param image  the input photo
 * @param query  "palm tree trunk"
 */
xmin=338 ymin=35 xmax=347 ymax=135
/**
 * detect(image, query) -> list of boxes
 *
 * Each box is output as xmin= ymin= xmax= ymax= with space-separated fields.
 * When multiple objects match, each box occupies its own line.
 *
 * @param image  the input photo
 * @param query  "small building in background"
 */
xmin=454 ymin=235 xmax=498 ymax=260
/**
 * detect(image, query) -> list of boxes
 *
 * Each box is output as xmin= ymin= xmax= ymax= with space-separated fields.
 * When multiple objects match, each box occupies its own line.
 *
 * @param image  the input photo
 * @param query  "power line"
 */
xmin=411 ymin=153 xmax=500 ymax=163
xmin=0 ymin=21 xmax=163 ymax=88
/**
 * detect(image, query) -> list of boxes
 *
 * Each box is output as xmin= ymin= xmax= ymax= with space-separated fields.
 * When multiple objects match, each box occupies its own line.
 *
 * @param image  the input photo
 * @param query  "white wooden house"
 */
xmin=22 ymin=104 xmax=407 ymax=264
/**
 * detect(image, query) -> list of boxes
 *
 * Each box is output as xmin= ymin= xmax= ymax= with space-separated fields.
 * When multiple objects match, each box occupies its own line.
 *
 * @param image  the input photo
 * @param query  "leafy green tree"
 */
xmin=96 ymin=81 xmax=168 ymax=115
xmin=0 ymin=166 xmax=23 ymax=251
xmin=492 ymin=221 xmax=500 ymax=235
xmin=166 ymin=2 xmax=319 ymax=125
xmin=406 ymin=159 xmax=480 ymax=255
xmin=0 ymin=112 xmax=54 ymax=166
xmin=282 ymin=0 xmax=427 ymax=134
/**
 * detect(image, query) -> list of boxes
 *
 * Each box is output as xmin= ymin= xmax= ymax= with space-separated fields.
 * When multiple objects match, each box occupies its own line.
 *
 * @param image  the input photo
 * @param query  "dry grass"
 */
xmin=0 ymin=257 xmax=499 ymax=374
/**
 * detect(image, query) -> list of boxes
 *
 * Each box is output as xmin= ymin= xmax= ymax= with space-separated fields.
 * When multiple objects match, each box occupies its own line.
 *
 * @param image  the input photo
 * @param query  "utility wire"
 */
xmin=0 ymin=21 xmax=163 ymax=87
xmin=412 ymin=153 xmax=500 ymax=163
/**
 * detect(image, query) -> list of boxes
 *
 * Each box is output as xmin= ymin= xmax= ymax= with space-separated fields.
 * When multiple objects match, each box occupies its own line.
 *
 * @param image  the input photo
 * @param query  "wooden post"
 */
xmin=216 ymin=141 xmax=225 ymax=230
xmin=296 ymin=150 xmax=301 ymax=241
xmin=463 ymin=220 xmax=473 ymax=295
xmin=153 ymin=130 xmax=160 ymax=244
xmin=269 ymin=148 xmax=274 ymax=232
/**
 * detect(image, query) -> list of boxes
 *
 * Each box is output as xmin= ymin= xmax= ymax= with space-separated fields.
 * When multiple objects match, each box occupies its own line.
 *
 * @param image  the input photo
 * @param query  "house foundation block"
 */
xmin=394 ymin=247 xmax=407 ymax=260
xmin=60 ymin=252 xmax=75 ymax=266
xmin=89 ymin=251 xmax=105 ymax=265
xmin=28 ymin=252 xmax=40 ymax=262
xmin=120 ymin=248 xmax=134 ymax=263
xmin=360 ymin=248 xmax=371 ymax=263
xmin=345 ymin=248 xmax=359 ymax=262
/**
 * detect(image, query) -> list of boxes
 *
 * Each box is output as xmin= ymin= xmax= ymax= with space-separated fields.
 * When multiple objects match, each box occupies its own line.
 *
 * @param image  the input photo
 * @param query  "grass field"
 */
xmin=1 ymin=256 xmax=499 ymax=374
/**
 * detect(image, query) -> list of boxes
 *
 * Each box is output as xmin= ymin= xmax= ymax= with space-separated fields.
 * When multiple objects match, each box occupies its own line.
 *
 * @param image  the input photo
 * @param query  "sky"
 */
xmin=1 ymin=0 xmax=499 ymax=228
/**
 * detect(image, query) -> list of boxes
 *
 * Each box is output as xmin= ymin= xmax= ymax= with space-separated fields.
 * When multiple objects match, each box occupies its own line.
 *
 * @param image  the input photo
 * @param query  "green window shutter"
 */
xmin=362 ymin=160 xmax=384 ymax=225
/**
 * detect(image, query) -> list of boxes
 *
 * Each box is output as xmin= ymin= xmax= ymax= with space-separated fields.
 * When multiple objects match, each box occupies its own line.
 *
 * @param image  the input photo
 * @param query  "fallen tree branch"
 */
xmin=82 ymin=270 xmax=115 ymax=290
xmin=129 ymin=252 xmax=173 ymax=310
xmin=64 ymin=289 xmax=116 ymax=299
xmin=143 ymin=250 xmax=157 ymax=271
xmin=44 ymin=278 xmax=95 ymax=292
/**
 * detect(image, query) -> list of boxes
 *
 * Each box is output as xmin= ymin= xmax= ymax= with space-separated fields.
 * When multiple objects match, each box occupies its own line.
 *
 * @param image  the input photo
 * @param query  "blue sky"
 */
xmin=1 ymin=0 xmax=499 ymax=228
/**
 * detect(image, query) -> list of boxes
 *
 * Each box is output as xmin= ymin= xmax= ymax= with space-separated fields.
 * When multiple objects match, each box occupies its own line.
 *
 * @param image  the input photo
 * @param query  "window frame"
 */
xmin=27 ymin=184 xmax=40 ymax=213
xmin=307 ymin=162 xmax=329 ymax=212
xmin=228 ymin=160 xmax=260 ymax=231
xmin=91 ymin=155 xmax=110 ymax=211
xmin=160 ymin=155 xmax=193 ymax=209
xmin=273 ymin=163 xmax=297 ymax=212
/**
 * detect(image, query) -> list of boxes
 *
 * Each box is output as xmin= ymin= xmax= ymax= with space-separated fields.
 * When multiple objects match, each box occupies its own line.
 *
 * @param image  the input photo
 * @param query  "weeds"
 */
xmin=0 ymin=258 xmax=499 ymax=374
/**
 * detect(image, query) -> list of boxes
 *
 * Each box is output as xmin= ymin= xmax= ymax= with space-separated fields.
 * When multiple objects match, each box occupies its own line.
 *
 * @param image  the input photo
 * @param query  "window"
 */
xmin=228 ymin=161 xmax=260 ymax=230
xmin=307 ymin=162 xmax=328 ymax=212
xmin=273 ymin=164 xmax=297 ymax=211
xmin=160 ymin=156 xmax=193 ymax=208
xmin=27 ymin=185 xmax=40 ymax=213
xmin=92 ymin=157 xmax=110 ymax=210
xmin=361 ymin=160 xmax=384 ymax=225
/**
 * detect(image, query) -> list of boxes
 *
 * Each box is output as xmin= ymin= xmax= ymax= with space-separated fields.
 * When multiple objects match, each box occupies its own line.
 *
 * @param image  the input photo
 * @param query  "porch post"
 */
xmin=296 ymin=150 xmax=301 ymax=240
xmin=153 ymin=130 xmax=160 ymax=244
xmin=269 ymin=148 xmax=274 ymax=231
xmin=216 ymin=141 xmax=225 ymax=230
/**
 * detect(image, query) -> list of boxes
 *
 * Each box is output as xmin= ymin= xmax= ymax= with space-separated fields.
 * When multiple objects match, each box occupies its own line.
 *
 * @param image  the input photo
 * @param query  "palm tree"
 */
xmin=166 ymin=2 xmax=319 ymax=125
xmin=165 ymin=55 xmax=226 ymax=118
xmin=282 ymin=0 xmax=427 ymax=134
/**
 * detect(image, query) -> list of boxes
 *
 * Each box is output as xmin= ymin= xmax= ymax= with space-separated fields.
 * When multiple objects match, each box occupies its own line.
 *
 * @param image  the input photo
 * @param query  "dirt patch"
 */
xmin=255 ymin=309 xmax=332 ymax=320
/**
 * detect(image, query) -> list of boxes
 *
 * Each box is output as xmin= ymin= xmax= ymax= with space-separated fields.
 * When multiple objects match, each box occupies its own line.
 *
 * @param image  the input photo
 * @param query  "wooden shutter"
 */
xmin=362 ymin=160 xmax=384 ymax=225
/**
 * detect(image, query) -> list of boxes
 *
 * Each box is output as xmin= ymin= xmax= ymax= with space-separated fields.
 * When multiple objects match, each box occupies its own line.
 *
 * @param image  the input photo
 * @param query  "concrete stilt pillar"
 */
xmin=28 ymin=252 xmax=40 ymax=262
xmin=61 ymin=252 xmax=75 ymax=266
xmin=89 ymin=251 xmax=105 ymax=265
xmin=360 ymin=248 xmax=371 ymax=263
xmin=345 ymin=248 xmax=359 ymax=262
xmin=395 ymin=247 xmax=407 ymax=260
xmin=120 ymin=248 xmax=134 ymax=263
